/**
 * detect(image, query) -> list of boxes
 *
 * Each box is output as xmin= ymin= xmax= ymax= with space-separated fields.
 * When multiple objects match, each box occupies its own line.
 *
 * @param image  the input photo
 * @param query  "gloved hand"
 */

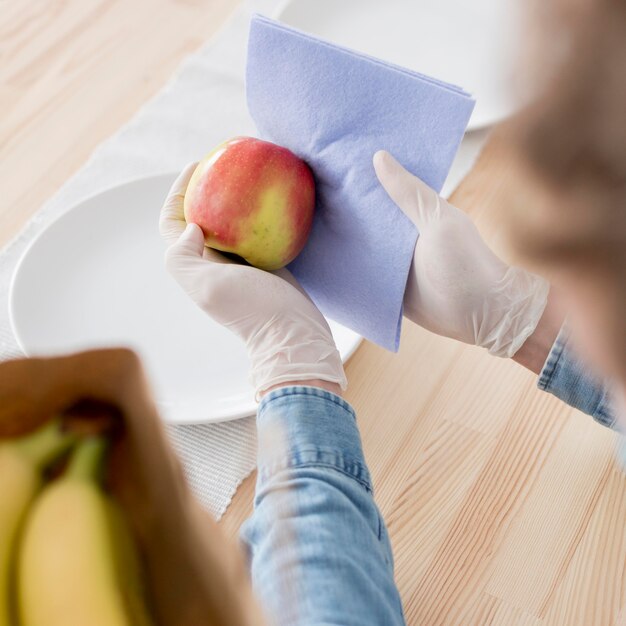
xmin=159 ymin=164 xmax=347 ymax=397
xmin=373 ymin=150 xmax=550 ymax=358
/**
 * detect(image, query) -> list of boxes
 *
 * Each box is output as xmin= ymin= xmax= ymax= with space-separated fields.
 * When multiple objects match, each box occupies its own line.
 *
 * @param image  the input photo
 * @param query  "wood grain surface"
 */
xmin=0 ymin=0 xmax=237 ymax=249
xmin=2 ymin=2 xmax=625 ymax=624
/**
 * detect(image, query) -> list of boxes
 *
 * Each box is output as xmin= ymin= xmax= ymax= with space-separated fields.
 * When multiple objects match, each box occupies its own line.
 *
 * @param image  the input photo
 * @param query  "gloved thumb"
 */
xmin=373 ymin=150 xmax=442 ymax=229
xmin=164 ymin=223 xmax=207 ymax=278
xmin=173 ymin=223 xmax=206 ymax=257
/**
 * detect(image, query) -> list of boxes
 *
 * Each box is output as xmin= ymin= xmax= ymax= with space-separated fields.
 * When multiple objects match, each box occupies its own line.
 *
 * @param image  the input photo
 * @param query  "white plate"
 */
xmin=275 ymin=0 xmax=522 ymax=130
xmin=9 ymin=175 xmax=362 ymax=424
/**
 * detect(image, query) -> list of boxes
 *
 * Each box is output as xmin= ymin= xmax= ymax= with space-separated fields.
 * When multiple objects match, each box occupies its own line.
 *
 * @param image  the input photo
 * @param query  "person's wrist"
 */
xmin=259 ymin=379 xmax=343 ymax=399
xmin=512 ymin=289 xmax=564 ymax=374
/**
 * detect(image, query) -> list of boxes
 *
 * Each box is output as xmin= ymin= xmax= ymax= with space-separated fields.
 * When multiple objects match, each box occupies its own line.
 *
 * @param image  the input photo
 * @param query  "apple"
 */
xmin=183 ymin=137 xmax=316 ymax=270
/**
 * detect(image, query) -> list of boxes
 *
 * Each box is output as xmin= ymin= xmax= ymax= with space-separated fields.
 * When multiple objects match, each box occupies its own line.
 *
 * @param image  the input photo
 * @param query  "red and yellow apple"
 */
xmin=183 ymin=137 xmax=315 ymax=270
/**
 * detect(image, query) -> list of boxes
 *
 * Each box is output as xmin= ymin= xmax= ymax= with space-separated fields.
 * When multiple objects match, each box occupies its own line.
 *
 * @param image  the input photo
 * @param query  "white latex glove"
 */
xmin=374 ymin=150 xmax=549 ymax=358
xmin=159 ymin=164 xmax=347 ymax=397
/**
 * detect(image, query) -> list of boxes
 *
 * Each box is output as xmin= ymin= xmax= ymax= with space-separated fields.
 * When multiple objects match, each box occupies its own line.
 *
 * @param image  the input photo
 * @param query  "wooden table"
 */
xmin=3 ymin=2 xmax=625 ymax=624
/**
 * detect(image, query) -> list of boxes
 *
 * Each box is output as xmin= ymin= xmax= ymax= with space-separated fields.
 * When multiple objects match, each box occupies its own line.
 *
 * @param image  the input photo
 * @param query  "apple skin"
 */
xmin=183 ymin=137 xmax=316 ymax=270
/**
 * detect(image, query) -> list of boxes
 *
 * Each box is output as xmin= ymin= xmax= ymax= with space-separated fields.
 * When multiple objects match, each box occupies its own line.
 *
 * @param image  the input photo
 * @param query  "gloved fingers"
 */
xmin=202 ymin=245 xmax=238 ymax=265
xmin=373 ymin=150 xmax=443 ymax=229
xmin=164 ymin=223 xmax=235 ymax=309
xmin=168 ymin=222 xmax=205 ymax=257
xmin=164 ymin=223 xmax=208 ymax=282
xmin=165 ymin=223 xmax=240 ymax=280
xmin=159 ymin=162 xmax=198 ymax=245
xmin=165 ymin=222 xmax=234 ymax=266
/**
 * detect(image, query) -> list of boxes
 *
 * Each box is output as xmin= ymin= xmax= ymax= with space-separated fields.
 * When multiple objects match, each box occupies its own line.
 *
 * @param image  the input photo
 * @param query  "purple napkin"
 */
xmin=246 ymin=14 xmax=474 ymax=350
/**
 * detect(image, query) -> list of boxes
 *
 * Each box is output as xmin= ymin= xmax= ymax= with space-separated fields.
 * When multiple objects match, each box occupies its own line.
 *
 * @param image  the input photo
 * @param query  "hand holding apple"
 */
xmin=159 ymin=166 xmax=346 ymax=397
xmin=183 ymin=137 xmax=315 ymax=270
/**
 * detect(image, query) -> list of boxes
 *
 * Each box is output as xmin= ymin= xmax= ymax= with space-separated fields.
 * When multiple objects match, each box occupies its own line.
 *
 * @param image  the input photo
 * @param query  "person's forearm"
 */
xmin=513 ymin=289 xmax=564 ymax=374
xmin=241 ymin=387 xmax=405 ymax=626
xmin=521 ymin=291 xmax=619 ymax=431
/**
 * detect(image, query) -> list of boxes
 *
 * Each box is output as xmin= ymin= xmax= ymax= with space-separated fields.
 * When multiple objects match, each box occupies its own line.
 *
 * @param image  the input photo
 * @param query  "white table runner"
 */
xmin=0 ymin=0 xmax=488 ymax=519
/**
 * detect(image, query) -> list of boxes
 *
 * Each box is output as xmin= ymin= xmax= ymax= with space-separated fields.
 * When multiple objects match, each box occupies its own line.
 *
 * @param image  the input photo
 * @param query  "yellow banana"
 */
xmin=18 ymin=437 xmax=154 ymax=626
xmin=0 ymin=420 xmax=74 ymax=626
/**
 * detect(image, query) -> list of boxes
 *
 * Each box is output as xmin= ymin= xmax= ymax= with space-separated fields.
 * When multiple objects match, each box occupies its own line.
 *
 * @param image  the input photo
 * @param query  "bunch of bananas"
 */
xmin=0 ymin=421 xmax=153 ymax=626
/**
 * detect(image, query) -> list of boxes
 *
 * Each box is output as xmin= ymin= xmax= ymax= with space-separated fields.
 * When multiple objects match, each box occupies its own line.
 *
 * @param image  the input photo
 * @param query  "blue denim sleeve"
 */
xmin=240 ymin=386 xmax=405 ymax=626
xmin=538 ymin=324 xmax=617 ymax=429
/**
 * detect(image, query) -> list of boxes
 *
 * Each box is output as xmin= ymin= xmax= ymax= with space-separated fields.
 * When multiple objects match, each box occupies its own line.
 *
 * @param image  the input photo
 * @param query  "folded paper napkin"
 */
xmin=246 ymin=14 xmax=475 ymax=350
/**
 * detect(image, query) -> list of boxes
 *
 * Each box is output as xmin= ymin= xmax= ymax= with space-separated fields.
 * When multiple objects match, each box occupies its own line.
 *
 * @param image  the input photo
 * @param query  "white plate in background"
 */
xmin=275 ymin=0 xmax=522 ymax=130
xmin=9 ymin=175 xmax=362 ymax=424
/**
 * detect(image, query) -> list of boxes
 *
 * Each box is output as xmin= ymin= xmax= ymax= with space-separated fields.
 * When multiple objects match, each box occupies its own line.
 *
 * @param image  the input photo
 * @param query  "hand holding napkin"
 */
xmin=247 ymin=15 xmax=475 ymax=350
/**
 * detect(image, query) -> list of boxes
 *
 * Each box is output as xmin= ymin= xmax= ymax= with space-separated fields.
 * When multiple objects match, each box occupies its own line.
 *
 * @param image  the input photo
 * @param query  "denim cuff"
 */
xmin=256 ymin=386 xmax=372 ymax=492
xmin=538 ymin=324 xmax=616 ymax=428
